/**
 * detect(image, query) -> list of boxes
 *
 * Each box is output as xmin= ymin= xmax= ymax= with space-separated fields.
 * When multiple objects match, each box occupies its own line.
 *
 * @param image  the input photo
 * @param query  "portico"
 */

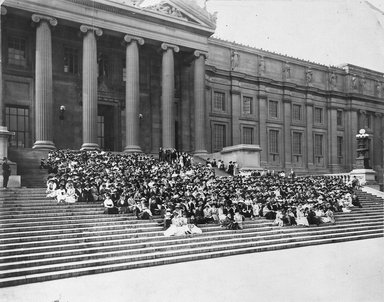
xmin=2 ymin=0 xmax=216 ymax=153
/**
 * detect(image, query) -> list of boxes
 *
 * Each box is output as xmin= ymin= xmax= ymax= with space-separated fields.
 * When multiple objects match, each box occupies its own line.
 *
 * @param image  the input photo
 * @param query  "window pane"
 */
xmin=292 ymin=104 xmax=302 ymax=121
xmin=292 ymin=132 xmax=302 ymax=155
xmin=269 ymin=101 xmax=278 ymax=118
xmin=269 ymin=130 xmax=278 ymax=153
xmin=213 ymin=92 xmax=225 ymax=111
xmin=213 ymin=124 xmax=225 ymax=150
xmin=8 ymin=37 xmax=27 ymax=67
xmin=243 ymin=127 xmax=253 ymax=144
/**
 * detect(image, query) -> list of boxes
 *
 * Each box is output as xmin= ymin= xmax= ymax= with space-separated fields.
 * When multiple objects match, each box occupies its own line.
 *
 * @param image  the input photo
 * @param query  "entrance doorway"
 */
xmin=97 ymin=104 xmax=117 ymax=151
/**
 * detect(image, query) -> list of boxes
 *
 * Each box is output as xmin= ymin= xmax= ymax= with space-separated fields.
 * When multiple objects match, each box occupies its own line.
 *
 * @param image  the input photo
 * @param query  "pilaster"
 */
xmin=306 ymin=97 xmax=314 ymax=169
xmin=283 ymin=97 xmax=291 ymax=169
xmin=259 ymin=95 xmax=267 ymax=166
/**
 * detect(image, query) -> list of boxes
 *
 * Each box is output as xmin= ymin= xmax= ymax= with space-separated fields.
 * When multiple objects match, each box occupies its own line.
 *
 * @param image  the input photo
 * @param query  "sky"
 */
xmin=203 ymin=0 xmax=384 ymax=73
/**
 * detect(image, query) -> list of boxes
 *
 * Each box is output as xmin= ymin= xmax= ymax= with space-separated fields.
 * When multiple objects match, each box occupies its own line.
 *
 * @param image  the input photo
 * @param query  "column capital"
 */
xmin=123 ymin=34 xmax=144 ymax=46
xmin=193 ymin=50 xmax=208 ymax=59
xmin=161 ymin=43 xmax=179 ymax=53
xmin=374 ymin=112 xmax=383 ymax=118
xmin=31 ymin=14 xmax=58 ymax=27
xmin=1 ymin=6 xmax=7 ymax=15
xmin=359 ymin=109 xmax=367 ymax=115
xmin=80 ymin=24 xmax=103 ymax=37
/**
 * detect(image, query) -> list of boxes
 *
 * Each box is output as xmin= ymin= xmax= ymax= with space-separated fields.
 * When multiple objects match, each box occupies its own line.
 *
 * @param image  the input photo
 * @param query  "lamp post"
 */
xmin=355 ymin=129 xmax=370 ymax=169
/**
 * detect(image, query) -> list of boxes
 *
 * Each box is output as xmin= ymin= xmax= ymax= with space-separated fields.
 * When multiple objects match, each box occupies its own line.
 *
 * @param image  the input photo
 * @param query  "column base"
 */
xmin=123 ymin=145 xmax=143 ymax=153
xmin=33 ymin=140 xmax=56 ymax=150
xmin=193 ymin=149 xmax=208 ymax=156
xmin=81 ymin=143 xmax=100 ymax=151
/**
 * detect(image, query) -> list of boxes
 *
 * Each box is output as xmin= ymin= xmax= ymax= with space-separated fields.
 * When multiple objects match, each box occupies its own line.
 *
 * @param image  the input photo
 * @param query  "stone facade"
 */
xmin=0 ymin=0 xmax=383 ymax=184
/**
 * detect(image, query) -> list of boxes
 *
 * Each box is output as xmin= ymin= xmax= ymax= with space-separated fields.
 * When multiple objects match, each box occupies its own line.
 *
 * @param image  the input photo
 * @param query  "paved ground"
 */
xmin=1 ymin=237 xmax=383 ymax=302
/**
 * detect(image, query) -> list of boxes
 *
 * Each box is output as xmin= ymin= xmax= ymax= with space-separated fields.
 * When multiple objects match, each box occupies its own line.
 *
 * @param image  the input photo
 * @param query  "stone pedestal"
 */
xmin=350 ymin=168 xmax=377 ymax=188
xmin=220 ymin=144 xmax=262 ymax=172
xmin=0 ymin=126 xmax=21 ymax=187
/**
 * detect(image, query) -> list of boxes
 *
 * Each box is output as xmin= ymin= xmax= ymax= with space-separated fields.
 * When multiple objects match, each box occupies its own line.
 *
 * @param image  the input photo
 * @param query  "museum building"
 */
xmin=0 ymin=0 xmax=383 ymax=184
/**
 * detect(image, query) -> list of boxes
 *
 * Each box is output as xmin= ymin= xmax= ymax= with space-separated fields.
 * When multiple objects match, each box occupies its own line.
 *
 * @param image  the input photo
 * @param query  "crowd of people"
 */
xmin=43 ymin=149 xmax=362 ymax=237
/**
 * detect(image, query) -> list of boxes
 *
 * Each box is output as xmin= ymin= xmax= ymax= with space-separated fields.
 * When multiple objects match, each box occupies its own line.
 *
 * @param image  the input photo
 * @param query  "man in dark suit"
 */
xmin=2 ymin=157 xmax=11 ymax=188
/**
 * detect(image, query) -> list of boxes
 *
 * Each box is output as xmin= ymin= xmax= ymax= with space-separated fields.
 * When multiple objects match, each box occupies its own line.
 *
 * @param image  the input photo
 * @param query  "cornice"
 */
xmin=4 ymin=0 xmax=210 ymax=51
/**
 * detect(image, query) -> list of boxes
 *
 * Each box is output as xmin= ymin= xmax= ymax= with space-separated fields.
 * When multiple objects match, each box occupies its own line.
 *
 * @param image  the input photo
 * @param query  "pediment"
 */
xmin=140 ymin=0 xmax=217 ymax=30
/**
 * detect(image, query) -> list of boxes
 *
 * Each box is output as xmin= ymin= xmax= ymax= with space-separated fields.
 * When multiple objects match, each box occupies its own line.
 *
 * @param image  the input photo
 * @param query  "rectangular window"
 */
xmin=337 ymin=136 xmax=343 ymax=164
xmin=292 ymin=104 xmax=302 ymax=121
xmin=314 ymin=107 xmax=323 ymax=124
xmin=269 ymin=129 xmax=279 ymax=154
xmin=269 ymin=100 xmax=278 ymax=118
xmin=5 ymin=106 xmax=29 ymax=148
xmin=213 ymin=92 xmax=226 ymax=112
xmin=242 ymin=96 xmax=252 ymax=115
xmin=292 ymin=132 xmax=302 ymax=155
xmin=365 ymin=113 xmax=372 ymax=129
xmin=63 ymin=47 xmax=79 ymax=74
xmin=213 ymin=124 xmax=226 ymax=151
xmin=314 ymin=134 xmax=324 ymax=165
xmin=97 ymin=115 xmax=105 ymax=150
xmin=242 ymin=127 xmax=253 ymax=144
xmin=337 ymin=110 xmax=343 ymax=127
xmin=8 ymin=37 xmax=27 ymax=67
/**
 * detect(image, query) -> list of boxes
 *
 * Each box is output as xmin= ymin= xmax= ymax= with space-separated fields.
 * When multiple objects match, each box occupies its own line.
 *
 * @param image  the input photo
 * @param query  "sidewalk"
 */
xmin=1 ymin=238 xmax=383 ymax=302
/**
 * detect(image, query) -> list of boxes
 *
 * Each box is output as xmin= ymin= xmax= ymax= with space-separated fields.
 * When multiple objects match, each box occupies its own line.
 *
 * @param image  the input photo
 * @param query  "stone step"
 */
xmin=1 ymin=227 xmax=383 ymax=272
xmin=2 ymin=232 xmax=381 ymax=287
xmin=2 ymin=220 xmax=383 ymax=258
xmin=1 ymin=223 xmax=382 ymax=264
xmin=0 ymin=230 xmax=382 ymax=285
xmin=2 ymin=218 xmax=382 ymax=251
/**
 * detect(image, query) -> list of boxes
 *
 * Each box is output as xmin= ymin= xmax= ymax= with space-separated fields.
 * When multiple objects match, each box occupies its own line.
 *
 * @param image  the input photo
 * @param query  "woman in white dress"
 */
xmin=65 ymin=182 xmax=77 ymax=203
xmin=46 ymin=179 xmax=57 ymax=198
xmin=296 ymin=205 xmax=309 ymax=227
xmin=56 ymin=185 xmax=67 ymax=203
xmin=164 ymin=212 xmax=202 ymax=237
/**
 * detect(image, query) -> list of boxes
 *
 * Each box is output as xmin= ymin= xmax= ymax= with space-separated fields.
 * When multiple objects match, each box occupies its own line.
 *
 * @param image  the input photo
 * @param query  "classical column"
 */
xmin=0 ymin=6 xmax=13 ymax=160
xmin=32 ymin=14 xmax=57 ymax=150
xmin=123 ymin=35 xmax=144 ymax=153
xmin=193 ymin=50 xmax=208 ymax=154
xmin=80 ymin=25 xmax=102 ymax=150
xmin=180 ymin=64 xmax=192 ymax=152
xmin=160 ymin=43 xmax=179 ymax=149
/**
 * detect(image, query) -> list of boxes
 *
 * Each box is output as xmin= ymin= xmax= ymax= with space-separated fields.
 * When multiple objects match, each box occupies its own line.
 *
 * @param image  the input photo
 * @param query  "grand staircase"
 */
xmin=0 ymin=188 xmax=383 ymax=287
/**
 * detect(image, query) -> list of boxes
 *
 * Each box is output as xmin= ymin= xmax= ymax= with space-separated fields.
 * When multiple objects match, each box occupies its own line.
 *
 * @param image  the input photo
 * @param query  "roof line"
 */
xmin=365 ymin=1 xmax=384 ymax=15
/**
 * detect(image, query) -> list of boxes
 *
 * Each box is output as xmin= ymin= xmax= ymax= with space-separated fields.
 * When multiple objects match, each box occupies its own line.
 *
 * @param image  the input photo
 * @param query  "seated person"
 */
xmin=56 ymin=184 xmax=67 ymax=203
xmin=103 ymin=194 xmax=118 ymax=214
xmin=46 ymin=178 xmax=57 ymax=198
